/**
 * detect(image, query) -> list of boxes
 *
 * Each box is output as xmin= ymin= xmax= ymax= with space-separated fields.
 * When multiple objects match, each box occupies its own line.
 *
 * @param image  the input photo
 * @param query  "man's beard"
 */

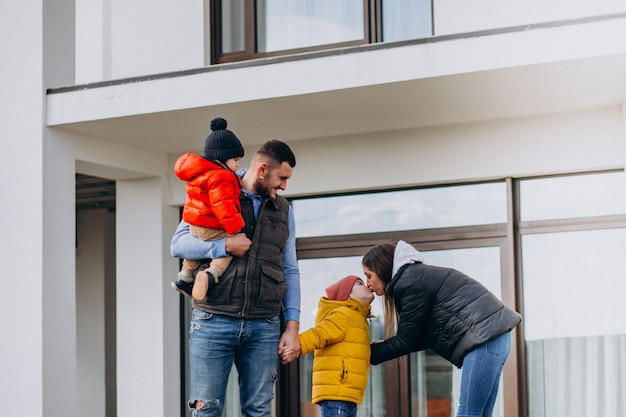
xmin=255 ymin=176 xmax=275 ymax=199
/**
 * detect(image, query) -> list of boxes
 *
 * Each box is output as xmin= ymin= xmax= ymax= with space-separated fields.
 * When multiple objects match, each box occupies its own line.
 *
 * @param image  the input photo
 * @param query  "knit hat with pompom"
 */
xmin=325 ymin=275 xmax=362 ymax=301
xmin=203 ymin=117 xmax=244 ymax=162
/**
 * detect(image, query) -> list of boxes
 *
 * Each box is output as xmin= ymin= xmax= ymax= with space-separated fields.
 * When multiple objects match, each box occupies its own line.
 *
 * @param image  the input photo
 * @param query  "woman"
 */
xmin=362 ymin=240 xmax=521 ymax=417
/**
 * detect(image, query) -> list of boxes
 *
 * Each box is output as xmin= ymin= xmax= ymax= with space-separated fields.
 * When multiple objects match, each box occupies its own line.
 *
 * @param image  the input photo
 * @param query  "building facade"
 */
xmin=1 ymin=1 xmax=626 ymax=416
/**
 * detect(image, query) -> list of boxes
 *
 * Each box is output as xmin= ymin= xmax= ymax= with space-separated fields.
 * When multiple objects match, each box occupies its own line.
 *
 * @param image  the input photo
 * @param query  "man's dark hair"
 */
xmin=257 ymin=140 xmax=296 ymax=168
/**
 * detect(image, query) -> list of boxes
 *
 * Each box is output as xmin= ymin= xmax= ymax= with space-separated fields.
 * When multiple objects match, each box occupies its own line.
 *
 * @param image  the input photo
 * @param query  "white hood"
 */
xmin=392 ymin=240 xmax=425 ymax=277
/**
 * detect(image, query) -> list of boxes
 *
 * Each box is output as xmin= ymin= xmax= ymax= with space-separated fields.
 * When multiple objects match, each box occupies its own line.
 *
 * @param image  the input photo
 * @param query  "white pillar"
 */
xmin=0 ymin=1 xmax=45 ymax=415
xmin=43 ymin=132 xmax=80 ymax=417
xmin=116 ymin=176 xmax=180 ymax=416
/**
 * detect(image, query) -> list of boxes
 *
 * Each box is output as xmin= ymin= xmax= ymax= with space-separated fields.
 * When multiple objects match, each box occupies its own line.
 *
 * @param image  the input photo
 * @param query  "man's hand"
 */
xmin=278 ymin=320 xmax=300 ymax=364
xmin=225 ymin=233 xmax=251 ymax=257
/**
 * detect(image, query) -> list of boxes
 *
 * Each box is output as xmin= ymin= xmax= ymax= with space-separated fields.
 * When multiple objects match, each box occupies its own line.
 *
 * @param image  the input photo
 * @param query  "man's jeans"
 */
xmin=319 ymin=400 xmax=357 ymax=417
xmin=457 ymin=331 xmax=512 ymax=417
xmin=188 ymin=310 xmax=280 ymax=417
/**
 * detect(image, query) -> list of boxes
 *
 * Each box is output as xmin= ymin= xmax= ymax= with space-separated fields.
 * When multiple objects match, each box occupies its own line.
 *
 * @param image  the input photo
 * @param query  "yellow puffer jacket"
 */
xmin=299 ymin=297 xmax=371 ymax=404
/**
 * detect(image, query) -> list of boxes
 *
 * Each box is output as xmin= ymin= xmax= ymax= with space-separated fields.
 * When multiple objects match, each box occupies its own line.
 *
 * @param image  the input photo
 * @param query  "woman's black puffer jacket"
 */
xmin=370 ymin=262 xmax=521 ymax=368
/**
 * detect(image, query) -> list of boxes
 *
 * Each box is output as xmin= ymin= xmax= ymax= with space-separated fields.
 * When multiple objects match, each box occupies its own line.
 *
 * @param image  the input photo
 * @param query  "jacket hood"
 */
xmin=316 ymin=297 xmax=372 ymax=321
xmin=174 ymin=152 xmax=221 ymax=181
xmin=392 ymin=240 xmax=425 ymax=277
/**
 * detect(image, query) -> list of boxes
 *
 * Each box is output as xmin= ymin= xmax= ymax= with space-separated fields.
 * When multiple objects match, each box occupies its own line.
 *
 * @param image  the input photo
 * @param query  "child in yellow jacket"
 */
xmin=295 ymin=275 xmax=374 ymax=417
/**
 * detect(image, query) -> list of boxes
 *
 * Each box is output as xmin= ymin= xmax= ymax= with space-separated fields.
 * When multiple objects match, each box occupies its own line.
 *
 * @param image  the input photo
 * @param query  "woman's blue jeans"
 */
xmin=188 ymin=309 xmax=281 ymax=417
xmin=457 ymin=331 xmax=512 ymax=417
xmin=318 ymin=400 xmax=357 ymax=417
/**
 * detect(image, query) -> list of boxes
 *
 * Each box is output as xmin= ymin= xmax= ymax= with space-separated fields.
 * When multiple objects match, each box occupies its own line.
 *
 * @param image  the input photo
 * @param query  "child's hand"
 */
xmin=280 ymin=345 xmax=294 ymax=361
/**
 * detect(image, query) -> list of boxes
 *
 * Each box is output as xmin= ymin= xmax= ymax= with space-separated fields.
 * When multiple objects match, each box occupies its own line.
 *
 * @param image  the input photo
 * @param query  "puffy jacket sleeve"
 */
xmin=299 ymin=308 xmax=350 ymax=356
xmin=370 ymin=271 xmax=433 ymax=365
xmin=207 ymin=172 xmax=245 ymax=234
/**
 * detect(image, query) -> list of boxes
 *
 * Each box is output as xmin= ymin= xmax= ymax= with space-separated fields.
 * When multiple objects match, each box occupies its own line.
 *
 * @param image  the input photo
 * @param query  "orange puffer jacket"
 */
xmin=299 ymin=297 xmax=371 ymax=405
xmin=175 ymin=153 xmax=244 ymax=235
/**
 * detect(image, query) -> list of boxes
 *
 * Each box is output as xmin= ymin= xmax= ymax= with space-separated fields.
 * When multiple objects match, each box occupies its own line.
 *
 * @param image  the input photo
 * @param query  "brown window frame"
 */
xmin=209 ymin=0 xmax=380 ymax=65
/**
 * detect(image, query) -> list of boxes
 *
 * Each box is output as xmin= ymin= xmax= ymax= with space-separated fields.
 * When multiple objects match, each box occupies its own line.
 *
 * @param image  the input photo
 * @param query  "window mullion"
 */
xmin=368 ymin=0 xmax=382 ymax=43
xmin=245 ymin=0 xmax=256 ymax=54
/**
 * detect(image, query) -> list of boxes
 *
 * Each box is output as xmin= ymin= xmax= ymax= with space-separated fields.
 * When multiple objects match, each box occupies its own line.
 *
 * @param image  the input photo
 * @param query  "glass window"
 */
xmin=212 ymin=0 xmax=435 ymax=64
xmin=256 ymin=0 xmax=364 ymax=53
xmin=522 ymin=228 xmax=626 ymax=416
xmin=522 ymin=228 xmax=626 ymax=340
xmin=293 ymin=182 xmax=506 ymax=237
xmin=520 ymin=171 xmax=626 ymax=221
xmin=382 ymin=0 xmax=432 ymax=42
xmin=221 ymin=0 xmax=245 ymax=53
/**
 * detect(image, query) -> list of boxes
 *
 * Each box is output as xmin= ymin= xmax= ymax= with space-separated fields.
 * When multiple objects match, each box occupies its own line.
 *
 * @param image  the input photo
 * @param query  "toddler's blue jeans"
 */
xmin=319 ymin=400 xmax=357 ymax=417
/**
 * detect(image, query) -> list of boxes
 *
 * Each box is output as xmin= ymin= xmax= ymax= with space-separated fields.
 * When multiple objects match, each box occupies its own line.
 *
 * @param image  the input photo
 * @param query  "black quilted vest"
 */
xmin=193 ymin=193 xmax=290 ymax=319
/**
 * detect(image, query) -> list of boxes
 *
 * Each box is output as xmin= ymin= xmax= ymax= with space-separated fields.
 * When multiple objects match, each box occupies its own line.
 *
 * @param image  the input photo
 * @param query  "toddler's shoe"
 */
xmin=191 ymin=268 xmax=219 ymax=301
xmin=171 ymin=273 xmax=194 ymax=298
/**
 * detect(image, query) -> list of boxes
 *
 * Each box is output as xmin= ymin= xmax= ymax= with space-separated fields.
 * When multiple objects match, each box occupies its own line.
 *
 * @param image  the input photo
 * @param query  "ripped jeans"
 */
xmin=188 ymin=309 xmax=281 ymax=417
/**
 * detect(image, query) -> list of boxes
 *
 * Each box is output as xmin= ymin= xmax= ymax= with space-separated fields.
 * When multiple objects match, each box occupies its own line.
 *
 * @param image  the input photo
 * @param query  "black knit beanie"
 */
xmin=203 ymin=117 xmax=244 ymax=162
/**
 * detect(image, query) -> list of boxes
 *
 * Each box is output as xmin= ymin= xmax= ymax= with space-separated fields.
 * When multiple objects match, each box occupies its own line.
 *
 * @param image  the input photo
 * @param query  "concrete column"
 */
xmin=116 ymin=176 xmax=180 ymax=416
xmin=43 ymin=132 xmax=80 ymax=417
xmin=0 ymin=1 xmax=45 ymax=415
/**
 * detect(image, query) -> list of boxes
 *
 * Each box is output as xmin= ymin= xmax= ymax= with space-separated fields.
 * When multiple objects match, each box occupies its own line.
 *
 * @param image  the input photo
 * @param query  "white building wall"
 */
xmin=0 ymin=1 xmax=46 ymax=415
xmin=75 ymin=0 xmax=205 ymax=84
xmin=76 ymin=0 xmax=109 ymax=83
xmin=167 ymin=106 xmax=625 ymax=203
xmin=435 ymin=0 xmax=626 ymax=35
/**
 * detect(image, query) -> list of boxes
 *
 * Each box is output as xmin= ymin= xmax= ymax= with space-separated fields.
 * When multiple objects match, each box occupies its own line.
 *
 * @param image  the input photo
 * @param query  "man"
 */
xmin=170 ymin=140 xmax=301 ymax=417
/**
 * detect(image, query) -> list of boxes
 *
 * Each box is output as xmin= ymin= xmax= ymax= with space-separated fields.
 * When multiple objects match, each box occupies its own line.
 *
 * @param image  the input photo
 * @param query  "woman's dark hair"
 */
xmin=362 ymin=243 xmax=395 ymax=286
xmin=362 ymin=242 xmax=397 ymax=337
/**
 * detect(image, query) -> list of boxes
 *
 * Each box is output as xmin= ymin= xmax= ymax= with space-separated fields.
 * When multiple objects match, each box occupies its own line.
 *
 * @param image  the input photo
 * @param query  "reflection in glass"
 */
xmin=382 ymin=0 xmax=433 ymax=42
xmin=256 ymin=0 xmax=364 ymax=53
xmin=522 ymin=228 xmax=626 ymax=416
xmin=522 ymin=229 xmax=626 ymax=340
xmin=520 ymin=171 xmax=626 ymax=221
xmin=293 ymin=182 xmax=506 ymax=238
xmin=221 ymin=0 xmax=245 ymax=53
